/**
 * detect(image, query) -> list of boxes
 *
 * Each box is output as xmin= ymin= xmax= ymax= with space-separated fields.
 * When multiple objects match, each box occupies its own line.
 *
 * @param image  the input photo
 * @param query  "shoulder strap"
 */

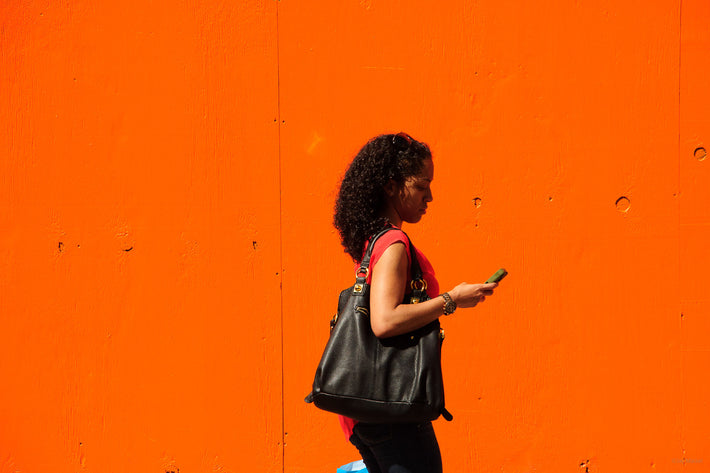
xmin=359 ymin=226 xmax=395 ymax=272
xmin=360 ymin=227 xmax=425 ymax=272
xmin=358 ymin=227 xmax=428 ymax=300
xmin=405 ymin=237 xmax=424 ymax=282
xmin=399 ymin=231 xmax=428 ymax=302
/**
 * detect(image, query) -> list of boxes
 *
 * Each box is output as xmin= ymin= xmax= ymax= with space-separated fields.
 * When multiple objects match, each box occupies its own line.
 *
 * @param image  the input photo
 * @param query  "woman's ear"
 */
xmin=383 ymin=179 xmax=398 ymax=197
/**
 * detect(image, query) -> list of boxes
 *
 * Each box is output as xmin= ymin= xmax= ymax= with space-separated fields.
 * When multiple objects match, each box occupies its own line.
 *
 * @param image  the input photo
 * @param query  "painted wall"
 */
xmin=1 ymin=1 xmax=708 ymax=472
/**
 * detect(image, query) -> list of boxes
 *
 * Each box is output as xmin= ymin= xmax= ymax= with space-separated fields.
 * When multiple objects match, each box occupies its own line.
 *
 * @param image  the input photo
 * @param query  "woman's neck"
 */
xmin=381 ymin=204 xmax=402 ymax=228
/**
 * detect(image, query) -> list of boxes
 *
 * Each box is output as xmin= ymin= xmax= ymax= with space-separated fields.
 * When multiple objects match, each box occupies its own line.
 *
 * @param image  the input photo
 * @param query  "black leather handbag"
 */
xmin=305 ymin=227 xmax=452 ymax=423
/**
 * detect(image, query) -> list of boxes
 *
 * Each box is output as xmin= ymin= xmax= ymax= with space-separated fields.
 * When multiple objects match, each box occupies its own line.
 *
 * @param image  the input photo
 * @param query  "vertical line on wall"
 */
xmin=275 ymin=1 xmax=285 ymax=472
xmin=677 ymin=0 xmax=686 ymax=461
xmin=678 ymin=0 xmax=683 ymax=205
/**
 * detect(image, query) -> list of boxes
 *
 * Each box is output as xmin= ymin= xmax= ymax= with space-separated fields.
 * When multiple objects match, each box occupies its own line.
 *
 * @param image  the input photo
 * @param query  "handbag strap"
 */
xmin=358 ymin=226 xmax=395 ymax=273
xmin=405 ymin=238 xmax=428 ymax=303
xmin=357 ymin=226 xmax=428 ymax=301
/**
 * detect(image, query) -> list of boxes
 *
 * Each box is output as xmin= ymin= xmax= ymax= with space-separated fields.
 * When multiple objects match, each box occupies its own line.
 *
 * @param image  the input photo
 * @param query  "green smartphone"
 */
xmin=485 ymin=268 xmax=508 ymax=284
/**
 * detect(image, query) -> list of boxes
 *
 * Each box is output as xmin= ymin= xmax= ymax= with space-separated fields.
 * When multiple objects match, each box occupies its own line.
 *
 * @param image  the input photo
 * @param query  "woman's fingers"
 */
xmin=450 ymin=282 xmax=498 ymax=308
xmin=466 ymin=285 xmax=494 ymax=305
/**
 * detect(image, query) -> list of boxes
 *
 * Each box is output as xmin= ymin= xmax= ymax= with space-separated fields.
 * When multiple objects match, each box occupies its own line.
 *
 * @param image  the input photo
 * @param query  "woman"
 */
xmin=333 ymin=133 xmax=497 ymax=473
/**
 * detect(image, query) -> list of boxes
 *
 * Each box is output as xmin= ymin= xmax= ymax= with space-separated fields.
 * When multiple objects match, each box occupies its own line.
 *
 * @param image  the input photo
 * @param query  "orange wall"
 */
xmin=2 ymin=1 xmax=708 ymax=472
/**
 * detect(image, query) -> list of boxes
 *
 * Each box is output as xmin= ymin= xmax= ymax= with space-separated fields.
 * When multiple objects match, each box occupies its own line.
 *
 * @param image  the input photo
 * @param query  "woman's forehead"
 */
xmin=419 ymin=159 xmax=434 ymax=179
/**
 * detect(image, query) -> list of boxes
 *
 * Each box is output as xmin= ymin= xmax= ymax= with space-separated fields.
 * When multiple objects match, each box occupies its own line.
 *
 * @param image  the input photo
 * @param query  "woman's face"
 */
xmin=389 ymin=158 xmax=434 ymax=224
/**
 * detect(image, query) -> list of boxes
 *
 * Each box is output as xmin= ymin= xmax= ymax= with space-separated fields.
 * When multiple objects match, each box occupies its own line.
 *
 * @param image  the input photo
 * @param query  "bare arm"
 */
xmin=369 ymin=242 xmax=498 ymax=338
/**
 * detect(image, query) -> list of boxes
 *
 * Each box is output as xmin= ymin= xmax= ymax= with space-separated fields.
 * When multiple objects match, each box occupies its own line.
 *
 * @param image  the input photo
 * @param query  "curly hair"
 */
xmin=334 ymin=133 xmax=432 ymax=261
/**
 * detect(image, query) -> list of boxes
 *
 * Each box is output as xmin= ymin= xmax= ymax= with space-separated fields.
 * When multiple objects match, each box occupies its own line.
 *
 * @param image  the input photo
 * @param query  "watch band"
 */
xmin=442 ymin=292 xmax=457 ymax=316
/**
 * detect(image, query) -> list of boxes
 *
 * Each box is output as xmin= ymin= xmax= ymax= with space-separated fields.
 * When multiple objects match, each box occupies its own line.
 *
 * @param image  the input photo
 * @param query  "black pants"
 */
xmin=349 ymin=422 xmax=443 ymax=473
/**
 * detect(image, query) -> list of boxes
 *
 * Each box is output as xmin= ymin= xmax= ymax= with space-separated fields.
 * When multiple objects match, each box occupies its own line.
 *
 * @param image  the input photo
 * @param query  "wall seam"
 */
xmin=275 ymin=1 xmax=286 ymax=472
xmin=677 ymin=0 xmax=686 ymax=463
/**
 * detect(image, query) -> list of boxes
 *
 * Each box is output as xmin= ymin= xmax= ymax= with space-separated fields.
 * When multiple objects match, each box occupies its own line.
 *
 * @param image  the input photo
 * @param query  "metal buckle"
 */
xmin=330 ymin=314 xmax=338 ymax=331
xmin=410 ymin=278 xmax=427 ymax=291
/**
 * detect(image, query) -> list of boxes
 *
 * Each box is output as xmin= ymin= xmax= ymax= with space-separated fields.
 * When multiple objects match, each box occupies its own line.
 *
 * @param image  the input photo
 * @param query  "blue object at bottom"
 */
xmin=337 ymin=459 xmax=368 ymax=473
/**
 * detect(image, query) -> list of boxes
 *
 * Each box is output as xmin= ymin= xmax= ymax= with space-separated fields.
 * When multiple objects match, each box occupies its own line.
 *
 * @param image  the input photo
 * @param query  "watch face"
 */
xmin=444 ymin=300 xmax=456 ymax=315
xmin=441 ymin=292 xmax=456 ymax=315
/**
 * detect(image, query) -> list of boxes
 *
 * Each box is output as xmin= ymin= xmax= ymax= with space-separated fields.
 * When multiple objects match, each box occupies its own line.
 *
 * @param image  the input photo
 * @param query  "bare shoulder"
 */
xmin=373 ymin=242 xmax=408 ymax=274
xmin=379 ymin=241 xmax=407 ymax=259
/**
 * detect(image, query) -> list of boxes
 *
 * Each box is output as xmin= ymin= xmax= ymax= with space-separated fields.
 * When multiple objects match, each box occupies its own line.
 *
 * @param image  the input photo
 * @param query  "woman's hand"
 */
xmin=449 ymin=282 xmax=498 ymax=308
